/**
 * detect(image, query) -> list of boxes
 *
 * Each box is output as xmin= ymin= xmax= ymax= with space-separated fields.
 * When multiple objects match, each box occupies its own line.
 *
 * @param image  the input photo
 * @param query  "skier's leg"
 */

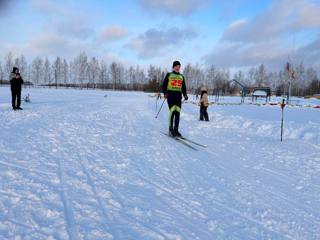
xmin=167 ymin=98 xmax=176 ymax=135
xmin=169 ymin=107 xmax=176 ymax=129
xmin=204 ymin=107 xmax=209 ymax=121
xmin=174 ymin=107 xmax=181 ymax=130
xmin=17 ymin=90 xmax=21 ymax=108
xmin=11 ymin=90 xmax=16 ymax=109
xmin=175 ymin=100 xmax=182 ymax=129
xmin=167 ymin=98 xmax=174 ymax=128
xmin=200 ymin=106 xmax=204 ymax=120
xmin=173 ymin=100 xmax=182 ymax=137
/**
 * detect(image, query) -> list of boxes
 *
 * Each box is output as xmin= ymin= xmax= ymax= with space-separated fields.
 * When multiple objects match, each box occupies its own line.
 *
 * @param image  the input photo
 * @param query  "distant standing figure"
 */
xmin=10 ymin=67 xmax=24 ymax=110
xmin=199 ymin=87 xmax=209 ymax=121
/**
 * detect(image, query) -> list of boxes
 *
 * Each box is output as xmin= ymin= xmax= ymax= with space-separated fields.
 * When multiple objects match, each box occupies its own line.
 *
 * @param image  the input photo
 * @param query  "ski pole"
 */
xmin=156 ymin=98 xmax=158 ymax=112
xmin=280 ymin=99 xmax=286 ymax=142
xmin=155 ymin=99 xmax=166 ymax=119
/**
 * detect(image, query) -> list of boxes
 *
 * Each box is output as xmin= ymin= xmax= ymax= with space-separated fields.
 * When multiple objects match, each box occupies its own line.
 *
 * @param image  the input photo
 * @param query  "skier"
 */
xmin=10 ymin=67 xmax=24 ymax=110
xmin=199 ymin=87 xmax=209 ymax=121
xmin=162 ymin=60 xmax=188 ymax=137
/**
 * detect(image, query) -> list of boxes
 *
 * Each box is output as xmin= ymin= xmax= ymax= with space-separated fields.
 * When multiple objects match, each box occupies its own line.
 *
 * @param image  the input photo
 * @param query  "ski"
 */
xmin=160 ymin=132 xmax=197 ymax=150
xmin=178 ymin=136 xmax=207 ymax=148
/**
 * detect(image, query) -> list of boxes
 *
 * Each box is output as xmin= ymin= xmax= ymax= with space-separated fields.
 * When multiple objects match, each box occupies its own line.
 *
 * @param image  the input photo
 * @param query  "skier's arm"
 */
xmin=162 ymin=73 xmax=169 ymax=96
xmin=199 ymin=95 xmax=203 ymax=104
xmin=182 ymin=76 xmax=188 ymax=100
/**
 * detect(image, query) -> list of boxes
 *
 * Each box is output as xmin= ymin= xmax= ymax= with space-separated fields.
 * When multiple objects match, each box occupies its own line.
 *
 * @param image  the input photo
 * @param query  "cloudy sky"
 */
xmin=0 ymin=0 xmax=319 ymax=70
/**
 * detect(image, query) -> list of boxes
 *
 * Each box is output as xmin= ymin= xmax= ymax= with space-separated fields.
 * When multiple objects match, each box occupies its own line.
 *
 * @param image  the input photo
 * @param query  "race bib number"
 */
xmin=170 ymin=79 xmax=183 ymax=88
xmin=168 ymin=74 xmax=184 ymax=91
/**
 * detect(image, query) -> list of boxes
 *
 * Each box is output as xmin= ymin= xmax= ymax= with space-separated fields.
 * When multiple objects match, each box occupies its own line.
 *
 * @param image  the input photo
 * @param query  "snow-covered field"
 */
xmin=0 ymin=86 xmax=319 ymax=240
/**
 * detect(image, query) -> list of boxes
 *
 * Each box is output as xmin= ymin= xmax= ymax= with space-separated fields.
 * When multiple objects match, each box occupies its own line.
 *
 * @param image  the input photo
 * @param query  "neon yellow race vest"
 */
xmin=167 ymin=73 xmax=184 ymax=92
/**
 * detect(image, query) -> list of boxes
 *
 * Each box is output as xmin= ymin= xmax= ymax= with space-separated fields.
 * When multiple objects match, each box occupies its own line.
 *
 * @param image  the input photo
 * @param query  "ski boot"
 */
xmin=174 ymin=127 xmax=182 ymax=138
xmin=169 ymin=127 xmax=176 ymax=137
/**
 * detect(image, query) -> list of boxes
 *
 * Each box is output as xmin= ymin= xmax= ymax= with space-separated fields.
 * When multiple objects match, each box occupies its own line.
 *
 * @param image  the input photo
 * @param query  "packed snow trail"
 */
xmin=0 ymin=87 xmax=319 ymax=239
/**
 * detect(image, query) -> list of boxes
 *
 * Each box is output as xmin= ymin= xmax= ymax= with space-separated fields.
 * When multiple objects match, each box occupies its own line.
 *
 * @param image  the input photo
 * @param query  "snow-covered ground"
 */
xmin=0 ymin=86 xmax=319 ymax=240
xmin=204 ymin=94 xmax=320 ymax=107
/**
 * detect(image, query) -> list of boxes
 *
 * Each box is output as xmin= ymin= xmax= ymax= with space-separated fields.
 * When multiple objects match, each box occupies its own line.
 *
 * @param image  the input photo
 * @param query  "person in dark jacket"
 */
xmin=10 ymin=67 xmax=24 ymax=110
xmin=162 ymin=61 xmax=188 ymax=137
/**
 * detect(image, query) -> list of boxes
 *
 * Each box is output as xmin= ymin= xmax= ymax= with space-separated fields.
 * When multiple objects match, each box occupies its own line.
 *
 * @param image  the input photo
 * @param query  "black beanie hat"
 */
xmin=172 ymin=61 xmax=181 ymax=68
xmin=12 ymin=67 xmax=19 ymax=73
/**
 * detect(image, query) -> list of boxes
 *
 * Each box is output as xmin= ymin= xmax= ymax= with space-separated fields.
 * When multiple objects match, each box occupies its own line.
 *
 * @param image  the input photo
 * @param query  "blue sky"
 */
xmin=0 ymin=0 xmax=319 ymax=71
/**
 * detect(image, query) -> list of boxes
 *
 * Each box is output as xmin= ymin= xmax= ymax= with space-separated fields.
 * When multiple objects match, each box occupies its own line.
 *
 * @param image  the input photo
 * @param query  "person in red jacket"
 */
xmin=162 ymin=61 xmax=188 ymax=137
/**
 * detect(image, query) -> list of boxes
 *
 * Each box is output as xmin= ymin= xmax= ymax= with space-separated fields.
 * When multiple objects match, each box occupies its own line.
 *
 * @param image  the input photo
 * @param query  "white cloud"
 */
xmin=31 ymin=0 xmax=65 ymax=16
xmin=222 ymin=2 xmax=293 ymax=43
xmin=55 ymin=18 xmax=95 ymax=40
xmin=0 ymin=32 xmax=101 ymax=61
xmin=138 ymin=0 xmax=213 ymax=16
xmin=205 ymin=0 xmax=320 ymax=70
xmin=295 ymin=34 xmax=320 ymax=68
xmin=222 ymin=0 xmax=320 ymax=44
xmin=204 ymin=41 xmax=289 ymax=68
xmin=31 ymin=0 xmax=95 ymax=40
xmin=294 ymin=2 xmax=320 ymax=28
xmin=126 ymin=26 xmax=198 ymax=59
xmin=27 ymin=33 xmax=71 ymax=56
xmin=100 ymin=26 xmax=128 ymax=42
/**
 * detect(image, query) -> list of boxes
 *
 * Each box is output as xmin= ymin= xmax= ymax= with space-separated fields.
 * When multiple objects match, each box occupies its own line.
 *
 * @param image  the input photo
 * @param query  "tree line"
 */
xmin=0 ymin=52 xmax=319 ymax=96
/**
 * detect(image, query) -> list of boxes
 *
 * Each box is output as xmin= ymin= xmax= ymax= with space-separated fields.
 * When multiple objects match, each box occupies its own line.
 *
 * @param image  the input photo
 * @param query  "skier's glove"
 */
xmin=184 ymin=95 xmax=188 ymax=101
xmin=164 ymin=93 xmax=168 ymax=99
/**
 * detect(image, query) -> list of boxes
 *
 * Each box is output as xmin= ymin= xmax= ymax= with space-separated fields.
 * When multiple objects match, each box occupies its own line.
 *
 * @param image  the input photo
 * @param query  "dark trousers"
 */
xmin=200 ymin=106 xmax=209 ymax=121
xmin=167 ymin=97 xmax=181 ymax=130
xmin=11 ymin=89 xmax=21 ymax=108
